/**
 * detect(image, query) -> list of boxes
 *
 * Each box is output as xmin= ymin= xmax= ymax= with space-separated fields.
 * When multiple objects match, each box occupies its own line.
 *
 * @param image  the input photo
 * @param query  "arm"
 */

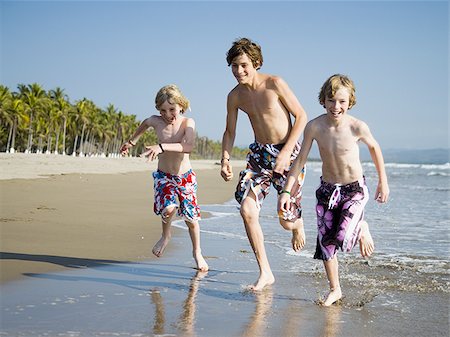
xmin=220 ymin=92 xmax=239 ymax=182
xmin=358 ymin=121 xmax=390 ymax=203
xmin=278 ymin=121 xmax=314 ymax=213
xmin=141 ymin=117 xmax=196 ymax=161
xmin=120 ymin=117 xmax=153 ymax=155
xmin=272 ymin=76 xmax=308 ymax=173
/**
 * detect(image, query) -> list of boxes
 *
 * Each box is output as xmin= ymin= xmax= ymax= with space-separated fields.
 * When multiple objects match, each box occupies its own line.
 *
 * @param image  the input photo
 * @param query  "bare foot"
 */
xmin=248 ymin=272 xmax=275 ymax=291
xmin=194 ymin=252 xmax=209 ymax=272
xmin=359 ymin=221 xmax=374 ymax=258
xmin=321 ymin=287 xmax=342 ymax=306
xmin=152 ymin=236 xmax=170 ymax=257
xmin=291 ymin=226 xmax=305 ymax=252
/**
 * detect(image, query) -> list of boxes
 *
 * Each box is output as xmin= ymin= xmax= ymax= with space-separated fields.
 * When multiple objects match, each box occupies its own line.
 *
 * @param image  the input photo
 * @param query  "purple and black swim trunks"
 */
xmin=314 ymin=177 xmax=369 ymax=260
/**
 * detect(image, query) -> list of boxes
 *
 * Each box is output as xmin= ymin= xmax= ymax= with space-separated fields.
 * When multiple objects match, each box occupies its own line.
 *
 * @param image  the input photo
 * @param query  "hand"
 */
xmin=220 ymin=162 xmax=233 ymax=182
xmin=278 ymin=192 xmax=291 ymax=214
xmin=375 ymin=182 xmax=390 ymax=203
xmin=273 ymin=150 xmax=291 ymax=174
xmin=120 ymin=142 xmax=132 ymax=156
xmin=140 ymin=145 xmax=163 ymax=162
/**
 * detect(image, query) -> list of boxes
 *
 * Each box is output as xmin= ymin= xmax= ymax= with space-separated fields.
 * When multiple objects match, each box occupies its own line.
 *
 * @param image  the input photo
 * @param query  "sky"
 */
xmin=1 ymin=0 xmax=448 ymax=151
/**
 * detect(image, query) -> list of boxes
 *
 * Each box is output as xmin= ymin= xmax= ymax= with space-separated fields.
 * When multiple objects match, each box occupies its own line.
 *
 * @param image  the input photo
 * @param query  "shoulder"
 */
xmin=227 ymin=85 xmax=241 ymax=107
xmin=143 ymin=115 xmax=160 ymax=126
xmin=182 ymin=116 xmax=196 ymax=127
xmin=266 ymin=74 xmax=287 ymax=89
xmin=348 ymin=116 xmax=371 ymax=136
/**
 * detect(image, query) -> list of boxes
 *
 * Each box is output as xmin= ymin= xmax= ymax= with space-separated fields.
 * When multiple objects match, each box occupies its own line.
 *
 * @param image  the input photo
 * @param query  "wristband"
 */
xmin=159 ymin=144 xmax=164 ymax=152
xmin=279 ymin=190 xmax=291 ymax=195
xmin=128 ymin=139 xmax=136 ymax=146
xmin=221 ymin=157 xmax=230 ymax=163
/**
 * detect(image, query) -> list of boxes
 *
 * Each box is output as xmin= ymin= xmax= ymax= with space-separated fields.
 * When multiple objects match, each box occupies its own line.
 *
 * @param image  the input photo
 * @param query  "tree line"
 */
xmin=0 ymin=83 xmax=247 ymax=159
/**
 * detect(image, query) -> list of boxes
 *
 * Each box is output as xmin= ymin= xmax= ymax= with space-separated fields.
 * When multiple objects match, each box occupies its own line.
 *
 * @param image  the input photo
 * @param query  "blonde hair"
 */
xmin=318 ymin=74 xmax=356 ymax=109
xmin=155 ymin=84 xmax=190 ymax=113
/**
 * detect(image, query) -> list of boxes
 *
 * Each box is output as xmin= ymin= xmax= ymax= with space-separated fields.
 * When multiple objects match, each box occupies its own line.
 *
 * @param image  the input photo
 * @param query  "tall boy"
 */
xmin=220 ymin=38 xmax=308 ymax=291
xmin=279 ymin=74 xmax=389 ymax=305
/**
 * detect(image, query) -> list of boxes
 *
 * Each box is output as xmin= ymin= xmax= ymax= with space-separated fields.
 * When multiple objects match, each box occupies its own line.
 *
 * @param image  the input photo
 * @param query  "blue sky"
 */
xmin=1 ymin=0 xmax=448 ymax=150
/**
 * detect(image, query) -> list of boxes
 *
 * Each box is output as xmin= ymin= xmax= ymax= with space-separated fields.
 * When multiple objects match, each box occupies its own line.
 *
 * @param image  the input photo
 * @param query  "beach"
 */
xmin=0 ymin=153 xmax=449 ymax=337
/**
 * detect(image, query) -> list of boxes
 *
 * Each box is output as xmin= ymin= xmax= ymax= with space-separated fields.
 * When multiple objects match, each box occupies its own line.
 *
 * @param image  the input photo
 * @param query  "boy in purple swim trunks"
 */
xmin=279 ymin=74 xmax=389 ymax=306
xmin=220 ymin=38 xmax=308 ymax=291
xmin=120 ymin=84 xmax=208 ymax=272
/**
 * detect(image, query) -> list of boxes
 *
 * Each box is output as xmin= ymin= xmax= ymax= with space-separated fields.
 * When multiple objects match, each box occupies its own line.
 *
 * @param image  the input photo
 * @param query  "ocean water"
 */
xmin=192 ymin=161 xmax=450 ymax=295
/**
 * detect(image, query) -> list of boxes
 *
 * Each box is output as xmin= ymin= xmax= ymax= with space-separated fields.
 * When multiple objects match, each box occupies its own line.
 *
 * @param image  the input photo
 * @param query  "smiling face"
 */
xmin=324 ymin=87 xmax=351 ymax=121
xmin=158 ymin=100 xmax=182 ymax=125
xmin=231 ymin=53 xmax=258 ymax=85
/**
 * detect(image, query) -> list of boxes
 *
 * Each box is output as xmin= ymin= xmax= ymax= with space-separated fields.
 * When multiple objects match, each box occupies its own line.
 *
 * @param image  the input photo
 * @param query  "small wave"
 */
xmin=427 ymin=171 xmax=450 ymax=177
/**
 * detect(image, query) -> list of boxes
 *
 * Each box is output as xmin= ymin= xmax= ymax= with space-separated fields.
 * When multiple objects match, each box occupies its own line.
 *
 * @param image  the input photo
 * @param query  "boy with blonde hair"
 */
xmin=279 ymin=74 xmax=389 ymax=305
xmin=121 ymin=84 xmax=208 ymax=271
xmin=221 ymin=38 xmax=308 ymax=291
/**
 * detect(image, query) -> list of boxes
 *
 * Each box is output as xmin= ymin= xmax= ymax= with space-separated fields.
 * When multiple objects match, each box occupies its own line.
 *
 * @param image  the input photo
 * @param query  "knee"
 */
xmin=185 ymin=220 xmax=198 ymax=230
xmin=240 ymin=198 xmax=258 ymax=223
xmin=162 ymin=206 xmax=177 ymax=219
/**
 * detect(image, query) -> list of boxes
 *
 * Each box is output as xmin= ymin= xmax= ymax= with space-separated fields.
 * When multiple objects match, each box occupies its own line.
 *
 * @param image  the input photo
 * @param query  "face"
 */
xmin=324 ymin=87 xmax=351 ymax=121
xmin=231 ymin=53 xmax=258 ymax=84
xmin=159 ymin=100 xmax=182 ymax=125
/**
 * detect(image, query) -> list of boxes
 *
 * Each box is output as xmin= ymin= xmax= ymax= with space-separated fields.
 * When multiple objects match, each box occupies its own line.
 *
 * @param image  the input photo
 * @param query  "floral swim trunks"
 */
xmin=235 ymin=141 xmax=306 ymax=221
xmin=153 ymin=169 xmax=201 ymax=223
xmin=314 ymin=177 xmax=369 ymax=261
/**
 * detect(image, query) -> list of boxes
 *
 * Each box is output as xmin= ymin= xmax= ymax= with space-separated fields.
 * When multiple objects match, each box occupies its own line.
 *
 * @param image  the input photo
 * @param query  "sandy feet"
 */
xmin=291 ymin=227 xmax=305 ymax=252
xmin=359 ymin=221 xmax=374 ymax=258
xmin=194 ymin=252 xmax=209 ymax=272
xmin=248 ymin=272 xmax=275 ymax=292
xmin=320 ymin=287 xmax=343 ymax=307
xmin=152 ymin=236 xmax=171 ymax=257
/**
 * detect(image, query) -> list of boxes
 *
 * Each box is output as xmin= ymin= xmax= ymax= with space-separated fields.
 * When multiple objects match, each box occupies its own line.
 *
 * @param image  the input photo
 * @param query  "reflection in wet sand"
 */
xmin=150 ymin=270 xmax=208 ymax=336
xmin=241 ymin=289 xmax=273 ymax=337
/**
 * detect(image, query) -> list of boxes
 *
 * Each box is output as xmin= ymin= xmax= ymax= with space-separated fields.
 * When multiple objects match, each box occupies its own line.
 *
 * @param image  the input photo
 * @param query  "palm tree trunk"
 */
xmin=62 ymin=117 xmax=67 ymax=155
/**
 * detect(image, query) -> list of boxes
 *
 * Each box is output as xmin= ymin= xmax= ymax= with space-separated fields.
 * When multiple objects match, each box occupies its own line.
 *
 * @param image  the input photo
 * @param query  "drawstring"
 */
xmin=328 ymin=185 xmax=342 ymax=209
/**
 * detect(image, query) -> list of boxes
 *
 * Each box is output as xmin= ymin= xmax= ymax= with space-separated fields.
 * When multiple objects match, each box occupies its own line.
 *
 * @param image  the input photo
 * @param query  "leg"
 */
xmin=152 ymin=206 xmax=176 ymax=257
xmin=359 ymin=220 xmax=374 ymax=258
xmin=240 ymin=191 xmax=275 ymax=291
xmin=279 ymin=217 xmax=305 ymax=252
xmin=322 ymin=255 xmax=342 ymax=306
xmin=185 ymin=220 xmax=209 ymax=271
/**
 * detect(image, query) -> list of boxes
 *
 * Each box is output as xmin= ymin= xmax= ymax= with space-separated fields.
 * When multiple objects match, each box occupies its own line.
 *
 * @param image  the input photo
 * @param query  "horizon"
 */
xmin=1 ymin=0 xmax=448 ymax=150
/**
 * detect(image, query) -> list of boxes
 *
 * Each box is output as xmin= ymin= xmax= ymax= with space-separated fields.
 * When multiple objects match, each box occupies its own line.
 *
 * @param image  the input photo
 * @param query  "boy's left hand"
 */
xmin=274 ymin=150 xmax=291 ymax=174
xmin=375 ymin=182 xmax=390 ymax=203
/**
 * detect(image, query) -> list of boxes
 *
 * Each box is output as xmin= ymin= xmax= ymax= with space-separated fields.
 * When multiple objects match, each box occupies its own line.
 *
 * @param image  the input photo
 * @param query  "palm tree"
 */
xmin=18 ymin=83 xmax=49 ymax=153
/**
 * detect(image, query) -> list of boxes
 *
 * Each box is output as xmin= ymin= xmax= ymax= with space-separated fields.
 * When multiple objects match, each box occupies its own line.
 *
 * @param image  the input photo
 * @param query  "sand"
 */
xmin=0 ymin=153 xmax=245 ymax=284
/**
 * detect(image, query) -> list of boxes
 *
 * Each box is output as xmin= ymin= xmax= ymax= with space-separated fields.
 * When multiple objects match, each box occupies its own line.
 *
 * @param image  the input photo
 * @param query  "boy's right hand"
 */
xmin=120 ymin=142 xmax=131 ymax=156
xmin=220 ymin=162 xmax=233 ymax=182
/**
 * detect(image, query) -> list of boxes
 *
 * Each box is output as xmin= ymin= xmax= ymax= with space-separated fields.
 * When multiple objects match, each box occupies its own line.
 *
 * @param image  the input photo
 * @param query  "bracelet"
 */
xmin=159 ymin=144 xmax=164 ymax=152
xmin=128 ymin=139 xmax=136 ymax=146
xmin=279 ymin=190 xmax=291 ymax=195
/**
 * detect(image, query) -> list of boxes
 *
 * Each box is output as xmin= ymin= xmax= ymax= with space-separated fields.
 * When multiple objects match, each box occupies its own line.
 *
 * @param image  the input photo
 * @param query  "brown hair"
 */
xmin=226 ymin=37 xmax=263 ymax=70
xmin=318 ymin=74 xmax=356 ymax=109
xmin=155 ymin=84 xmax=190 ymax=113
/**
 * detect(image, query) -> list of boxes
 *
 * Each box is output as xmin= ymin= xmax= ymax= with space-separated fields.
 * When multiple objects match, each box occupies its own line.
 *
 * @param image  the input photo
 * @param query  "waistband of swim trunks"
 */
xmin=319 ymin=176 xmax=366 ymax=190
xmin=156 ymin=168 xmax=193 ymax=179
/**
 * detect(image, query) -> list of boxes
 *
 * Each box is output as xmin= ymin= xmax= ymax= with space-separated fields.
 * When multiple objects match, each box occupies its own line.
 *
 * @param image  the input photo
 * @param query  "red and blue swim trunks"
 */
xmin=152 ymin=169 xmax=201 ymax=223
